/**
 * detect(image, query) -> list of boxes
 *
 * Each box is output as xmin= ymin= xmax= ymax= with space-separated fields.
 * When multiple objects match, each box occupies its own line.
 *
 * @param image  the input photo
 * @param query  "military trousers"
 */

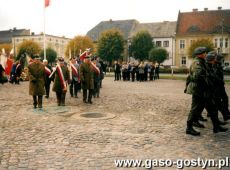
xmin=83 ymin=89 xmax=93 ymax=102
xmin=56 ymin=92 xmax=66 ymax=106
xmin=33 ymin=95 xmax=43 ymax=108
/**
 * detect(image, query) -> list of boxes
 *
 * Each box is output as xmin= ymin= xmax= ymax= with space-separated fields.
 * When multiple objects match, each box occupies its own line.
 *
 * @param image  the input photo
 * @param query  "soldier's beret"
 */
xmin=206 ymin=52 xmax=216 ymax=62
xmin=193 ymin=47 xmax=207 ymax=55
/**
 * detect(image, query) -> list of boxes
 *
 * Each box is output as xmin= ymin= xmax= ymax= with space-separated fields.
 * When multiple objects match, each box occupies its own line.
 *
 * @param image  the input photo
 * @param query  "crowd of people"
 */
xmin=113 ymin=61 xmax=160 ymax=82
xmin=185 ymin=47 xmax=230 ymax=136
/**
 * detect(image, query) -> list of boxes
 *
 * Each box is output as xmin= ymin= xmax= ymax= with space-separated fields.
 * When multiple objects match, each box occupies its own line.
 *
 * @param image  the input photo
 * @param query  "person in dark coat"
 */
xmin=52 ymin=57 xmax=70 ymax=106
xmin=69 ymin=57 xmax=80 ymax=98
xmin=114 ymin=61 xmax=121 ymax=81
xmin=80 ymin=56 xmax=94 ymax=104
xmin=28 ymin=55 xmax=46 ymax=109
xmin=43 ymin=59 xmax=52 ymax=98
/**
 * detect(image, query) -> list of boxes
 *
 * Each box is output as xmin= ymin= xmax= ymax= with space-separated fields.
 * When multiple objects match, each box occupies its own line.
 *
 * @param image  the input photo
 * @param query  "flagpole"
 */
xmin=43 ymin=2 xmax=46 ymax=60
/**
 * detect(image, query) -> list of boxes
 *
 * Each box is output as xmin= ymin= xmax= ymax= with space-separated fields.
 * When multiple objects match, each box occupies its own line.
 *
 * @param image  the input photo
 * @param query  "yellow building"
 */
xmin=175 ymin=7 xmax=230 ymax=68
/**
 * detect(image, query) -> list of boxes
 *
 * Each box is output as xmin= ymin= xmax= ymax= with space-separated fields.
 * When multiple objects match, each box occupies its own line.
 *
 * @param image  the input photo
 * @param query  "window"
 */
xmin=214 ymin=39 xmax=218 ymax=48
xmin=163 ymin=41 xmax=169 ymax=47
xmin=180 ymin=40 xmax=185 ymax=49
xmin=181 ymin=56 xmax=186 ymax=65
xmin=225 ymin=38 xmax=228 ymax=48
xmin=220 ymin=38 xmax=223 ymax=48
xmin=156 ymin=41 xmax=162 ymax=47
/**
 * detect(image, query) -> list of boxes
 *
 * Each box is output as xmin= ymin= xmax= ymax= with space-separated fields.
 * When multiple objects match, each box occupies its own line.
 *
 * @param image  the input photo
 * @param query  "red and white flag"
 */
xmin=70 ymin=63 xmax=79 ymax=77
xmin=45 ymin=66 xmax=51 ymax=76
xmin=79 ymin=51 xmax=88 ymax=61
xmin=56 ymin=64 xmax=67 ymax=90
xmin=90 ymin=62 xmax=100 ymax=75
xmin=45 ymin=0 xmax=50 ymax=7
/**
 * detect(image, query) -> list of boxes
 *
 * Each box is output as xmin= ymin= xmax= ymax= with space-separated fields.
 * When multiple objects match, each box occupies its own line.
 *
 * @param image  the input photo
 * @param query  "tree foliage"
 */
xmin=149 ymin=48 xmax=168 ymax=64
xmin=130 ymin=31 xmax=153 ymax=60
xmin=40 ymin=47 xmax=57 ymax=64
xmin=17 ymin=40 xmax=41 ymax=60
xmin=97 ymin=29 xmax=125 ymax=64
xmin=65 ymin=36 xmax=94 ymax=58
xmin=188 ymin=38 xmax=215 ymax=58
xmin=0 ymin=44 xmax=12 ymax=56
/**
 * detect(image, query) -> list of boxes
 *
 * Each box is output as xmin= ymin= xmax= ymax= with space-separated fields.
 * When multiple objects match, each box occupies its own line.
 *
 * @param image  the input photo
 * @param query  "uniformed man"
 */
xmin=213 ymin=53 xmax=230 ymax=121
xmin=186 ymin=47 xmax=228 ymax=136
xmin=69 ymin=57 xmax=80 ymax=98
xmin=80 ymin=56 xmax=94 ymax=104
xmin=28 ymin=55 xmax=46 ymax=109
xmin=43 ymin=59 xmax=52 ymax=98
xmin=52 ymin=57 xmax=70 ymax=106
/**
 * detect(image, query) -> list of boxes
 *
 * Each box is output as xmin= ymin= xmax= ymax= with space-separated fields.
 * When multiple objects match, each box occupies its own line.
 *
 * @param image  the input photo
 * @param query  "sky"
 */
xmin=0 ymin=0 xmax=230 ymax=39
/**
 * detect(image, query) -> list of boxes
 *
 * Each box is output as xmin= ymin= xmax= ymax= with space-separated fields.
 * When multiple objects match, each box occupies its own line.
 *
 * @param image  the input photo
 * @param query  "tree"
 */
xmin=188 ymin=38 xmax=214 ymax=58
xmin=130 ymin=31 xmax=153 ymax=60
xmin=97 ymin=29 xmax=124 ymax=64
xmin=40 ymin=47 xmax=57 ymax=65
xmin=65 ymin=36 xmax=94 ymax=58
xmin=149 ymin=48 xmax=168 ymax=64
xmin=17 ymin=40 xmax=41 ymax=60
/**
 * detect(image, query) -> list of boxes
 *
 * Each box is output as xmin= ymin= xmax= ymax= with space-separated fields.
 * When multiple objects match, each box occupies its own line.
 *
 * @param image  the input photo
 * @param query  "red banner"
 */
xmin=79 ymin=51 xmax=87 ymax=61
xmin=45 ymin=66 xmax=51 ymax=76
xmin=45 ymin=0 xmax=50 ymax=7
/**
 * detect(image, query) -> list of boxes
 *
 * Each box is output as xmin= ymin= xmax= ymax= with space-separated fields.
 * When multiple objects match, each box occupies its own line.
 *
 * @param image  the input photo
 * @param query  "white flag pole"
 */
xmin=43 ymin=2 xmax=46 ymax=60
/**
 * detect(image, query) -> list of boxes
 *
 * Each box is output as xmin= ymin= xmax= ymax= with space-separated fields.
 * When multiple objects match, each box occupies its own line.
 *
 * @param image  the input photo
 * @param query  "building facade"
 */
xmin=12 ymin=34 xmax=71 ymax=58
xmin=175 ymin=7 xmax=230 ymax=68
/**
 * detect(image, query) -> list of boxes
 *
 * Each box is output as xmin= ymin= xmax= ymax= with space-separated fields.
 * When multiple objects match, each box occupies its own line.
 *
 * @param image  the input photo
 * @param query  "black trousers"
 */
xmin=56 ymin=92 xmax=66 ymax=106
xmin=45 ymin=82 xmax=51 ymax=97
xmin=33 ymin=95 xmax=43 ymax=108
xmin=69 ymin=80 xmax=78 ymax=97
xmin=83 ymin=89 xmax=93 ymax=102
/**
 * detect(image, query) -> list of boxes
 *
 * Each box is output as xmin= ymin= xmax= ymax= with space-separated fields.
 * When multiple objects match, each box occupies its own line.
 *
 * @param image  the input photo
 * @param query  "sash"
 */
xmin=45 ymin=66 xmax=51 ymax=76
xmin=70 ymin=63 xmax=80 ymax=82
xmin=90 ymin=62 xmax=100 ymax=75
xmin=56 ymin=65 xmax=67 ymax=90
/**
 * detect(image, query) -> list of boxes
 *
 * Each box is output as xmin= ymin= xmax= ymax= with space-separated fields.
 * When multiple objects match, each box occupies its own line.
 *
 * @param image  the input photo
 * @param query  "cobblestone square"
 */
xmin=0 ymin=77 xmax=229 ymax=169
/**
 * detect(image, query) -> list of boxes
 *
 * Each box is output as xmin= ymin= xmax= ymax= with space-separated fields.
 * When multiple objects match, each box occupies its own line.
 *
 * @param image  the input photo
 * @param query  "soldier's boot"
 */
xmin=198 ymin=116 xmax=207 ymax=122
xmin=88 ymin=89 xmax=93 ymax=104
xmin=61 ymin=93 xmax=66 ymax=106
xmin=186 ymin=122 xmax=200 ymax=136
xmin=192 ymin=121 xmax=205 ymax=128
xmin=38 ymin=96 xmax=43 ymax=108
xmin=33 ymin=96 xmax=37 ymax=109
xmin=83 ymin=89 xmax=87 ymax=103
xmin=56 ymin=93 xmax=61 ymax=106
xmin=210 ymin=112 xmax=229 ymax=133
xmin=213 ymin=125 xmax=228 ymax=133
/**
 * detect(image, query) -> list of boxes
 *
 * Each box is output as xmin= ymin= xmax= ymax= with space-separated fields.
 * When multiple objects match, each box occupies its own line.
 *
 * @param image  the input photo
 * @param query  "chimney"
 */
xmin=218 ymin=6 xmax=222 ymax=10
xmin=204 ymin=8 xmax=208 ymax=11
xmin=192 ymin=8 xmax=198 ymax=12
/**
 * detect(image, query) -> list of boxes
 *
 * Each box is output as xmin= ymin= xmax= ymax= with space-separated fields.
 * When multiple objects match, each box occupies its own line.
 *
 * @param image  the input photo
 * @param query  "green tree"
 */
xmin=65 ymin=36 xmax=94 ymax=58
xmin=40 ymin=47 xmax=57 ymax=65
xmin=188 ymin=38 xmax=214 ymax=58
xmin=130 ymin=31 xmax=153 ymax=60
xmin=149 ymin=48 xmax=168 ymax=64
xmin=17 ymin=40 xmax=41 ymax=68
xmin=97 ymin=29 xmax=124 ymax=64
xmin=17 ymin=40 xmax=41 ymax=59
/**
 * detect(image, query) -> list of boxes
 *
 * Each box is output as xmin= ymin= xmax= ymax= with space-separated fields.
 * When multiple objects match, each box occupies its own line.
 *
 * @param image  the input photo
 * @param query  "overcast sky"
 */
xmin=0 ymin=0 xmax=230 ymax=38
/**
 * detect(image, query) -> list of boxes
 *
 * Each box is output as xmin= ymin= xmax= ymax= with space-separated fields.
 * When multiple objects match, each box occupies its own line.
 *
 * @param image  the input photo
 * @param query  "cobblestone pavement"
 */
xmin=0 ymin=77 xmax=230 ymax=170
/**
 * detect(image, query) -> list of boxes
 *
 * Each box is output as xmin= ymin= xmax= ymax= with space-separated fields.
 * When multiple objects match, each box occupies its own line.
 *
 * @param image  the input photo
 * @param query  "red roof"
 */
xmin=176 ymin=9 xmax=230 ymax=35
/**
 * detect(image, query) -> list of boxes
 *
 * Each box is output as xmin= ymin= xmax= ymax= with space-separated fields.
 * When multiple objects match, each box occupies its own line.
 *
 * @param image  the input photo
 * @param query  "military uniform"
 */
xmin=28 ymin=57 xmax=46 ymax=108
xmin=43 ymin=60 xmax=52 ymax=98
xmin=69 ymin=58 xmax=80 ymax=98
xmin=52 ymin=58 xmax=70 ymax=106
xmin=80 ymin=58 xmax=94 ymax=103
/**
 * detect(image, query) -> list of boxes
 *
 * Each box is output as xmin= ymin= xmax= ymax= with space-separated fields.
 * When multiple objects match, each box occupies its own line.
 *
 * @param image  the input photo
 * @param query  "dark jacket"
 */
xmin=80 ymin=62 xmax=94 ymax=90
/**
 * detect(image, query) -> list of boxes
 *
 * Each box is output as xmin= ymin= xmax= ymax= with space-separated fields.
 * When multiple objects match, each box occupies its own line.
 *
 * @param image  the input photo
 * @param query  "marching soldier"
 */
xmin=28 ymin=55 xmax=46 ymax=109
xmin=52 ymin=57 xmax=70 ymax=106
xmin=69 ymin=57 xmax=80 ymax=98
xmin=43 ymin=59 xmax=52 ymax=98
xmin=80 ymin=56 xmax=94 ymax=104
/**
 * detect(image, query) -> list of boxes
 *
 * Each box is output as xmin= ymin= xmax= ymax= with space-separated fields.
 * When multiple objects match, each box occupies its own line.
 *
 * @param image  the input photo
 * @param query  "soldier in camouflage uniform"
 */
xmin=213 ymin=53 xmax=230 ymax=121
xmin=28 ymin=55 xmax=46 ymax=109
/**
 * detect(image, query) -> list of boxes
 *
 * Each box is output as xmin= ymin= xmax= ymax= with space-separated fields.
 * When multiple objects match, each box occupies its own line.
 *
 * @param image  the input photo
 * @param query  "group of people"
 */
xmin=28 ymin=54 xmax=104 ymax=109
xmin=185 ymin=47 xmax=230 ymax=136
xmin=114 ymin=61 xmax=160 ymax=82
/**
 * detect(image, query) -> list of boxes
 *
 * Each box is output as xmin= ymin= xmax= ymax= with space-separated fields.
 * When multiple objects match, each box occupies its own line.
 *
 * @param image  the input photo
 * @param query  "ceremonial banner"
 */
xmin=90 ymin=62 xmax=100 ymax=75
xmin=79 ymin=51 xmax=87 ymax=61
xmin=45 ymin=0 xmax=50 ymax=7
